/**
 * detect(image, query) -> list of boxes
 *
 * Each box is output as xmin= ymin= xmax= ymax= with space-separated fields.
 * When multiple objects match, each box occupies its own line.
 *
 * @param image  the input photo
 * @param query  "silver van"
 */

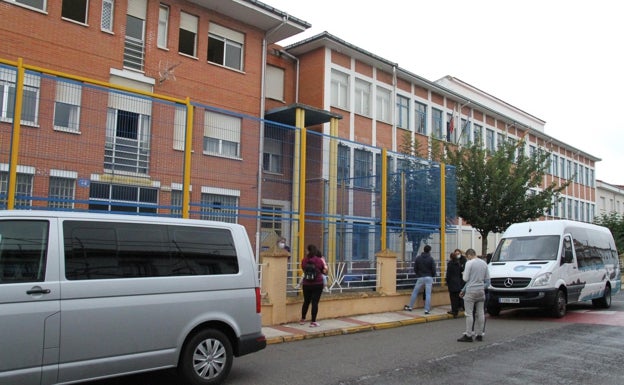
xmin=0 ymin=210 xmax=266 ymax=385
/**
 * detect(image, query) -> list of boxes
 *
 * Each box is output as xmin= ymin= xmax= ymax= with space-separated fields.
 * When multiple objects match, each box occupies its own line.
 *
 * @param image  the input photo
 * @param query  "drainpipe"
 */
xmin=256 ymin=16 xmax=289 ymax=259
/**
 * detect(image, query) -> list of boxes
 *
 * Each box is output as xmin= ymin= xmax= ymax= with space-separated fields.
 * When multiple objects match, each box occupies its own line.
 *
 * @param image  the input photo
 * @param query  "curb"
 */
xmin=264 ymin=309 xmax=464 ymax=345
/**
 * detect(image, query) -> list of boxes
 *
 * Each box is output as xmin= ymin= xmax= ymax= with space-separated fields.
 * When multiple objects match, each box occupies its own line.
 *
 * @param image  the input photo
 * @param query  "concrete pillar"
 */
xmin=375 ymin=249 xmax=397 ymax=295
xmin=260 ymin=245 xmax=290 ymax=325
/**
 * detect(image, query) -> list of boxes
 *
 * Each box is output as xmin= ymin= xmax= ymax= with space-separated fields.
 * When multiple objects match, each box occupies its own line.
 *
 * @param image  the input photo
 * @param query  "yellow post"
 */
xmin=440 ymin=163 xmax=446 ymax=284
xmin=182 ymin=97 xmax=193 ymax=219
xmin=296 ymin=108 xmax=306 ymax=262
xmin=381 ymin=148 xmax=388 ymax=251
xmin=327 ymin=117 xmax=339 ymax=265
xmin=7 ymin=58 xmax=25 ymax=210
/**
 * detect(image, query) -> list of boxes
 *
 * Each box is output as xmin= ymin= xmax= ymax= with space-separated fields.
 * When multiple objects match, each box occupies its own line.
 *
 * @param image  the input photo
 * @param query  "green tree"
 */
xmin=594 ymin=212 xmax=624 ymax=254
xmin=445 ymin=139 xmax=570 ymax=255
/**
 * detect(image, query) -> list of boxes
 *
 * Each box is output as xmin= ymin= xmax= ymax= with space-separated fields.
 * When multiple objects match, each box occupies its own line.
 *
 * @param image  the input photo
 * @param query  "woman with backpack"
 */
xmin=299 ymin=244 xmax=327 ymax=327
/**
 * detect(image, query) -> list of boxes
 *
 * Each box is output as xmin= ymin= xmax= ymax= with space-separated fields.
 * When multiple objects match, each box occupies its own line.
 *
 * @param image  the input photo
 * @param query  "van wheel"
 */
xmin=592 ymin=285 xmax=612 ymax=309
xmin=551 ymin=290 xmax=566 ymax=318
xmin=487 ymin=306 xmax=501 ymax=316
xmin=179 ymin=329 xmax=233 ymax=385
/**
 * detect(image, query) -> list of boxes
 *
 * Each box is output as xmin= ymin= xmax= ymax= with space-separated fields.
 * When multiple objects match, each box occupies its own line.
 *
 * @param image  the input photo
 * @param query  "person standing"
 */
xmin=455 ymin=248 xmax=467 ymax=312
xmin=404 ymin=245 xmax=436 ymax=314
xmin=457 ymin=248 xmax=490 ymax=342
xmin=299 ymin=244 xmax=326 ymax=327
xmin=445 ymin=251 xmax=463 ymax=317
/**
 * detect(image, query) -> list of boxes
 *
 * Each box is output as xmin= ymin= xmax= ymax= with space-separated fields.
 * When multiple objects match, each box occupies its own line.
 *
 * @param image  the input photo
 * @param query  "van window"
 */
xmin=493 ymin=235 xmax=560 ymax=262
xmin=63 ymin=220 xmax=239 ymax=280
xmin=0 ymin=220 xmax=49 ymax=283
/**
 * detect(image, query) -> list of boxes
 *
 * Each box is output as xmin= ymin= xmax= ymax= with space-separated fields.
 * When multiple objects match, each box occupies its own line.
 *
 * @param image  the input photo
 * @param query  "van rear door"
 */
xmin=0 ymin=219 xmax=60 ymax=385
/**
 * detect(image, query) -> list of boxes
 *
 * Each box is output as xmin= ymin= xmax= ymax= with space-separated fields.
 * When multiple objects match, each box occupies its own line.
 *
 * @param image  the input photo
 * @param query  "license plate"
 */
xmin=499 ymin=297 xmax=519 ymax=304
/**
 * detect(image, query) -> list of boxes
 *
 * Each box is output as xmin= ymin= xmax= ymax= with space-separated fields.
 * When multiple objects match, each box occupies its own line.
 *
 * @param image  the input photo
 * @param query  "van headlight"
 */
xmin=532 ymin=272 xmax=552 ymax=287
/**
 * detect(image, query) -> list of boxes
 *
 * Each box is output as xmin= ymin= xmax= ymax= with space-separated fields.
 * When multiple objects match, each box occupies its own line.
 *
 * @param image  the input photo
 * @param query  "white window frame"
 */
xmin=265 ymin=65 xmax=284 ymax=101
xmin=396 ymin=94 xmax=409 ymax=130
xmin=157 ymin=4 xmax=169 ymax=49
xmin=101 ymin=0 xmax=114 ymax=32
xmin=414 ymin=101 xmax=426 ymax=134
xmin=330 ymin=69 xmax=349 ymax=110
xmin=53 ymin=81 xmax=82 ymax=133
xmin=61 ymin=0 xmax=89 ymax=24
xmin=7 ymin=0 xmax=46 ymax=12
xmin=173 ymin=105 xmax=186 ymax=151
xmin=207 ymin=23 xmax=244 ymax=71
xmin=376 ymin=86 xmax=391 ymax=123
xmin=263 ymin=137 xmax=283 ymax=174
xmin=179 ymin=11 xmax=198 ymax=57
xmin=204 ymin=110 xmax=241 ymax=158
xmin=0 ymin=70 xmax=40 ymax=126
xmin=354 ymin=78 xmax=371 ymax=117
xmin=48 ymin=170 xmax=77 ymax=209
xmin=200 ymin=187 xmax=240 ymax=223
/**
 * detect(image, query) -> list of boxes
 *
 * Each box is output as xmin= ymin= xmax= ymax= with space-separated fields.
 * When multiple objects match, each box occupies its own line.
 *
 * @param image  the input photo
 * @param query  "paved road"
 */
xmin=83 ymin=292 xmax=624 ymax=385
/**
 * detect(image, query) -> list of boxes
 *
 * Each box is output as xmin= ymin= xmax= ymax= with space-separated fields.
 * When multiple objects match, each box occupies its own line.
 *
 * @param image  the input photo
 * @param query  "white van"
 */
xmin=0 ymin=210 xmax=266 ymax=385
xmin=487 ymin=220 xmax=621 ymax=318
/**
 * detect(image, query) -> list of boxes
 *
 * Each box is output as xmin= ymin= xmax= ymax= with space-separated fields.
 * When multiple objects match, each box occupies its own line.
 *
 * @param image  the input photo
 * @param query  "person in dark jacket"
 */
xmin=446 ymin=251 xmax=464 ymax=317
xmin=404 ymin=245 xmax=436 ymax=314
xmin=299 ymin=244 xmax=327 ymax=327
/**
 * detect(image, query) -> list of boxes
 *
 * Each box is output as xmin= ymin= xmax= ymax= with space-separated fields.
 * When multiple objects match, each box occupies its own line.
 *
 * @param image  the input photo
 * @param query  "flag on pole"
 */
xmin=446 ymin=114 xmax=454 ymax=142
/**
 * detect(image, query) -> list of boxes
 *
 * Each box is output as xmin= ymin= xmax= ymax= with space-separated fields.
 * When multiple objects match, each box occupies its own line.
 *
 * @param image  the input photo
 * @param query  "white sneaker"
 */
xmin=294 ymin=283 xmax=301 ymax=290
xmin=323 ymin=287 xmax=329 ymax=293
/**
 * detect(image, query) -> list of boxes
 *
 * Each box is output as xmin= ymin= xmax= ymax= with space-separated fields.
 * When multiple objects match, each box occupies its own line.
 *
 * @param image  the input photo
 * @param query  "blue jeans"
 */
xmin=408 ymin=276 xmax=433 ymax=311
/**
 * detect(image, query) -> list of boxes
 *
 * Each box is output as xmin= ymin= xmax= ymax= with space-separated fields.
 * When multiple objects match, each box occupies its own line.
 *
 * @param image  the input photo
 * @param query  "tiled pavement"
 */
xmin=262 ymin=305 xmax=459 ymax=344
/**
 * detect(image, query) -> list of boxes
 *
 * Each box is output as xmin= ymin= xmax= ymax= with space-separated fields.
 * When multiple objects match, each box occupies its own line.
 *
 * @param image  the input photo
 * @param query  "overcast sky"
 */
xmin=267 ymin=0 xmax=624 ymax=184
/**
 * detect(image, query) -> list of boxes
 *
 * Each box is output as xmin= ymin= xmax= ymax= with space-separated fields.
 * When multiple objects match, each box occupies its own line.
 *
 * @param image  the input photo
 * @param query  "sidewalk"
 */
xmin=262 ymin=304 xmax=460 ymax=345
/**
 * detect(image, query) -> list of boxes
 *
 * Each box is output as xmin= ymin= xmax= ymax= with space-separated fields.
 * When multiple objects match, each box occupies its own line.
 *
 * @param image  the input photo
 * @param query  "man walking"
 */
xmin=404 ymin=245 xmax=436 ymax=314
xmin=457 ymin=248 xmax=489 ymax=342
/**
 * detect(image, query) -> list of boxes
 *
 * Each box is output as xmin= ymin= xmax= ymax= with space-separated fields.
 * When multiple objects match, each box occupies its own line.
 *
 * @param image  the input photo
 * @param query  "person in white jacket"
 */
xmin=457 ymin=248 xmax=490 ymax=342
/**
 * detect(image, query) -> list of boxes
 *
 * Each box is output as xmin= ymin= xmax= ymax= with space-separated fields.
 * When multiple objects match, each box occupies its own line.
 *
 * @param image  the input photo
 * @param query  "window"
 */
xmin=89 ymin=182 xmax=157 ymax=213
xmin=354 ymin=79 xmax=371 ymax=117
xmin=331 ymin=70 xmax=349 ymax=110
xmin=497 ymin=133 xmax=505 ymax=149
xmin=54 ymin=81 xmax=82 ymax=132
xmin=101 ymin=0 xmax=114 ymax=32
xmin=8 ymin=0 xmax=46 ymax=11
xmin=432 ymin=108 xmax=443 ymax=139
xmin=485 ymin=128 xmax=495 ymax=151
xmin=263 ymin=138 xmax=283 ymax=174
xmin=0 ymin=169 xmax=33 ymax=209
xmin=459 ymin=118 xmax=470 ymax=145
xmin=260 ymin=205 xmax=285 ymax=237
xmin=376 ymin=86 xmax=391 ymax=123
xmin=265 ymin=65 xmax=284 ymax=101
xmin=352 ymin=222 xmax=369 ymax=260
xmin=63 ymin=221 xmax=239 ymax=279
xmin=414 ymin=102 xmax=426 ymax=134
xmin=473 ymin=124 xmax=482 ymax=144
xmin=338 ymin=144 xmax=350 ymax=184
xmin=0 ymin=70 xmax=40 ymax=125
xmin=170 ymin=188 xmax=183 ymax=217
xmin=178 ymin=12 xmax=197 ymax=57
xmin=62 ymin=0 xmax=88 ymax=24
xmin=354 ymin=149 xmax=372 ymax=188
xmin=201 ymin=192 xmax=238 ymax=223
xmin=123 ymin=0 xmax=146 ymax=71
xmin=560 ymin=157 xmax=566 ymax=179
xmin=172 ymin=105 xmax=186 ymax=150
xmin=0 ymin=220 xmax=48 ymax=284
xmin=396 ymin=95 xmax=409 ymax=129
xmin=157 ymin=4 xmax=169 ymax=48
xmin=105 ymin=92 xmax=152 ymax=174
xmin=48 ymin=174 xmax=76 ymax=209
xmin=552 ymin=154 xmax=559 ymax=176
xmin=204 ymin=111 xmax=241 ymax=158
xmin=207 ymin=23 xmax=244 ymax=71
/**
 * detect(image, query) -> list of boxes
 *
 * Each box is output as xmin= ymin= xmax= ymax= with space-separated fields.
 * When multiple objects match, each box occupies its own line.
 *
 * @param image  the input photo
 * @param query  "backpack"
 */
xmin=303 ymin=259 xmax=318 ymax=281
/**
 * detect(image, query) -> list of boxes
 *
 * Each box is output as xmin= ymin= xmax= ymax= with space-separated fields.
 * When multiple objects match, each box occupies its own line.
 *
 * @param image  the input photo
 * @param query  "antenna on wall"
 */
xmin=158 ymin=61 xmax=181 ymax=85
